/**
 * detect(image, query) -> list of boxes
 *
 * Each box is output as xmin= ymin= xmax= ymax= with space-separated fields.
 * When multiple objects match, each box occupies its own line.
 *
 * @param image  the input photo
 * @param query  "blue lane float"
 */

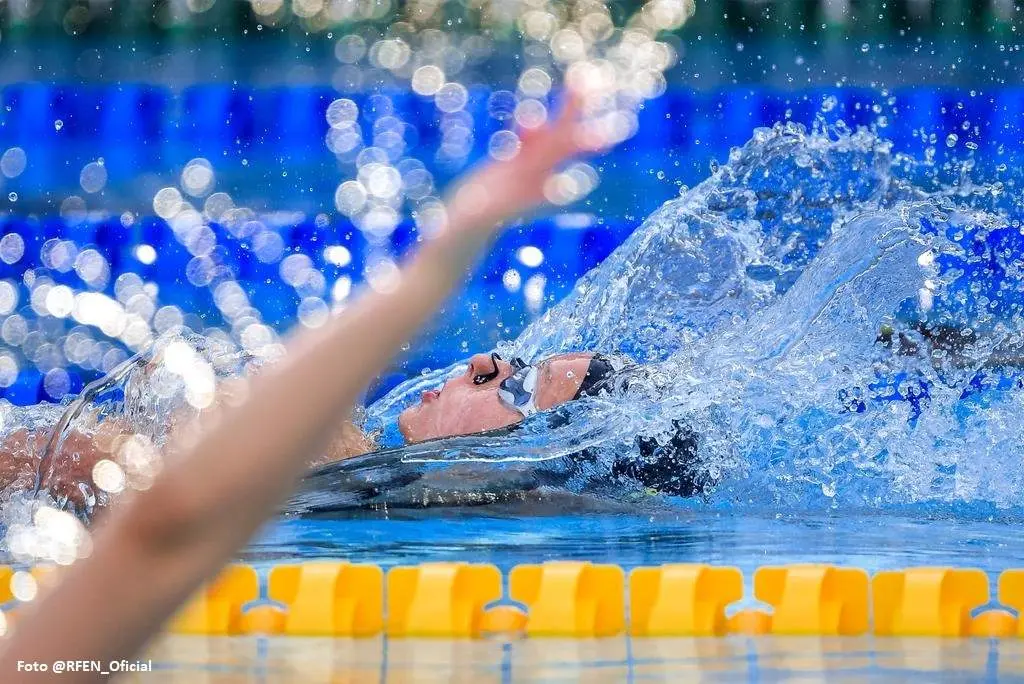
xmin=3 ymin=84 xmax=1023 ymax=185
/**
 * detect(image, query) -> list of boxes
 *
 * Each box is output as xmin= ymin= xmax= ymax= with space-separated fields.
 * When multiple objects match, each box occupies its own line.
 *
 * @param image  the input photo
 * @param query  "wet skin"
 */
xmin=0 ymin=352 xmax=595 ymax=508
xmin=397 ymin=351 xmax=595 ymax=443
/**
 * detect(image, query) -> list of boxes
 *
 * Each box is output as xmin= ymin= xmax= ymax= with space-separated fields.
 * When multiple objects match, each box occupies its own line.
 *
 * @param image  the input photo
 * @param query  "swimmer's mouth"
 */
xmin=422 ymin=388 xmax=441 ymax=402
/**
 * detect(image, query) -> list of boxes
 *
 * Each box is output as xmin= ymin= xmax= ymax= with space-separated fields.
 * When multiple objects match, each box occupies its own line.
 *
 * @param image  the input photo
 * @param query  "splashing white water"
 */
xmin=5 ymin=122 xmax=1023 ymax=521
xmin=361 ymin=122 xmax=1024 ymax=514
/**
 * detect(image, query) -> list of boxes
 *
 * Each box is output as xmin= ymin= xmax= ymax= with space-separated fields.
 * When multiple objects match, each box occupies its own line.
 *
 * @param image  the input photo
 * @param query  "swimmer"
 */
xmin=0 ymin=340 xmax=703 ymax=513
xmin=10 ymin=318 xmax=991 ymax=513
xmin=392 ymin=350 xmax=707 ymax=497
xmin=0 ymin=91 xmax=607 ymax=679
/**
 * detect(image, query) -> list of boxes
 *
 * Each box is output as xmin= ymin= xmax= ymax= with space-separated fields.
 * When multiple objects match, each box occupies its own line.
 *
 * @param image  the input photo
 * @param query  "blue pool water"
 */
xmin=249 ymin=514 xmax=1024 ymax=579
xmin=3 ymin=82 xmax=1024 ymax=579
xmin=1 ymin=10 xmax=1024 ymax=679
xmin=3 ymin=83 xmax=1023 ymax=216
xmin=3 ymin=85 xmax=1023 ymax=395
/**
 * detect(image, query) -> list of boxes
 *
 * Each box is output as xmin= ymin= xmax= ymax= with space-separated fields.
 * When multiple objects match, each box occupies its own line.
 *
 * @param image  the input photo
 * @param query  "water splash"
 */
xmin=0 ymin=329 xmax=259 ymax=526
xmin=348 ymin=122 xmax=1024 ymax=516
xmin=5 ymin=121 xmax=1023 ymax=522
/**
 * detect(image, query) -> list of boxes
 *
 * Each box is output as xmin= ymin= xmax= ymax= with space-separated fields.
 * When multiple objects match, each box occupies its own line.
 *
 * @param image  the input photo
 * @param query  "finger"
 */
xmin=550 ymin=88 xmax=586 ymax=150
xmin=574 ymin=121 xmax=613 ymax=155
xmin=530 ymin=96 xmax=586 ymax=163
xmin=516 ymin=87 xmax=578 ymax=132
xmin=555 ymin=87 xmax=583 ymax=129
xmin=517 ymin=122 xmax=544 ymax=149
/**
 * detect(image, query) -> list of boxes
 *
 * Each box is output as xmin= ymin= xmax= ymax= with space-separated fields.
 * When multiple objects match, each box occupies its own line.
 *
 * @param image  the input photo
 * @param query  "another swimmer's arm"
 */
xmin=0 ymin=426 xmax=116 ymax=508
xmin=0 ymin=429 xmax=46 ymax=494
xmin=0 ymin=92 xmax=602 ymax=680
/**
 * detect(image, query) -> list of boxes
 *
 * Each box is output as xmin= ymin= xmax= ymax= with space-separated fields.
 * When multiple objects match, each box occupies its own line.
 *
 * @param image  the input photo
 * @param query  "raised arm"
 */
xmin=0 ymin=93 xmax=602 ymax=680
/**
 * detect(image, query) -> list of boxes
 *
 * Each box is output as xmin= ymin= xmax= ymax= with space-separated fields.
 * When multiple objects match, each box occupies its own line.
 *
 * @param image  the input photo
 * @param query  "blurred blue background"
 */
xmin=0 ymin=0 xmax=1022 ymax=405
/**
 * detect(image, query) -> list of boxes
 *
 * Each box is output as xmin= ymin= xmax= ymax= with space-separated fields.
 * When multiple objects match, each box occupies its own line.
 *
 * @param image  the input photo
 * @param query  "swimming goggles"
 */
xmin=496 ymin=355 xmax=540 ymax=418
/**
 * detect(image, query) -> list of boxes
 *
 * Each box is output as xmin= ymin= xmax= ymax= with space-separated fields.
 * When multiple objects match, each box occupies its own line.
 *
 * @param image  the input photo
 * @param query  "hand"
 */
xmin=0 ymin=429 xmax=45 ymax=497
xmin=40 ymin=430 xmax=111 ymax=510
xmin=444 ymin=90 xmax=607 ymax=232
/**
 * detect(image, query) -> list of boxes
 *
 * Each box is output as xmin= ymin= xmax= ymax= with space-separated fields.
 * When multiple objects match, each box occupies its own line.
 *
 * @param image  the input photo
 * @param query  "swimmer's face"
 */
xmin=398 ymin=353 xmax=524 ymax=443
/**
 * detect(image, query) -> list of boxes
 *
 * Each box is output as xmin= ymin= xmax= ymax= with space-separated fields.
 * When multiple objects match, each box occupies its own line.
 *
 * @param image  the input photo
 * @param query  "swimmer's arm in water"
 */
xmin=0 ymin=429 xmax=48 ymax=495
xmin=320 ymin=412 xmax=377 ymax=464
xmin=0 ymin=425 xmax=127 ymax=509
xmin=0 ymin=92 xmax=603 ymax=679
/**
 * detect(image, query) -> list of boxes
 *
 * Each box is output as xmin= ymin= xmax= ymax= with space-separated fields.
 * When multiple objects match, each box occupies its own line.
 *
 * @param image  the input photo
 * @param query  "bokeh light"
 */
xmin=0 ymin=0 xmax=701 ymax=567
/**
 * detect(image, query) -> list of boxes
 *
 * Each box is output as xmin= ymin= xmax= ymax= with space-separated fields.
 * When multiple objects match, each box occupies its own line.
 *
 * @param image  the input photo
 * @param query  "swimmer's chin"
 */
xmin=396 ymin=407 xmax=416 ymax=443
